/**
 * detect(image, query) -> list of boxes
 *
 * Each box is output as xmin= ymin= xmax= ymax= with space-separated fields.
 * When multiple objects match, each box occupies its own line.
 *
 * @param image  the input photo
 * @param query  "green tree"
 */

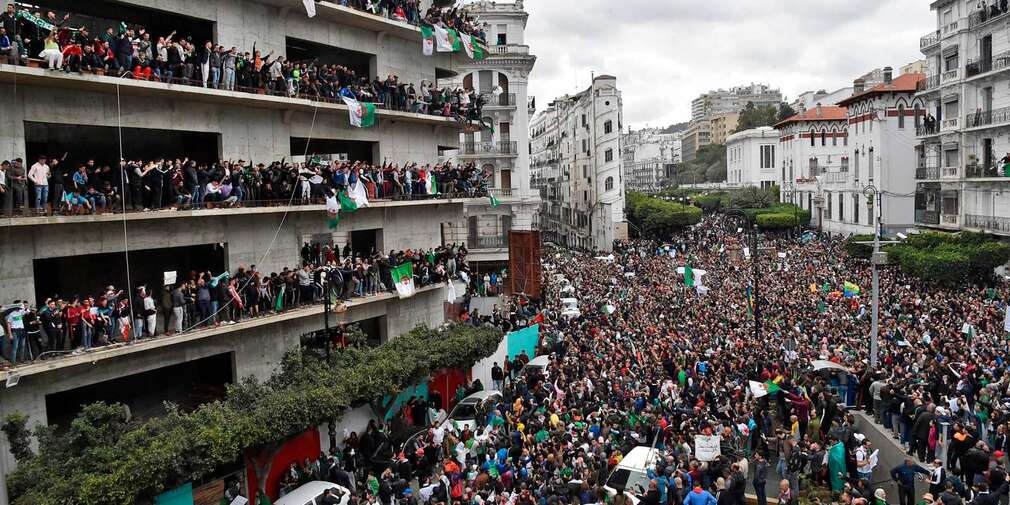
xmin=778 ymin=102 xmax=797 ymax=122
xmin=728 ymin=186 xmax=773 ymax=209
xmin=734 ymin=101 xmax=779 ymax=132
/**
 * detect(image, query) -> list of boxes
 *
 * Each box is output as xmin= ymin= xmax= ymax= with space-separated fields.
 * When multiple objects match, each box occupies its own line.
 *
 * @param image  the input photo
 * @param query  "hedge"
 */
xmin=627 ymin=192 xmax=703 ymax=238
xmin=693 ymin=195 xmax=723 ymax=213
xmin=884 ymin=231 xmax=1010 ymax=286
xmin=738 ymin=204 xmax=810 ymax=227
xmin=755 ymin=212 xmax=799 ymax=229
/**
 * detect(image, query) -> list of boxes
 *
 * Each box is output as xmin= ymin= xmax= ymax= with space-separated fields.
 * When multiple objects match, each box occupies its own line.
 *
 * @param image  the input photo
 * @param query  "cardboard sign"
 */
xmin=695 ymin=434 xmax=722 ymax=462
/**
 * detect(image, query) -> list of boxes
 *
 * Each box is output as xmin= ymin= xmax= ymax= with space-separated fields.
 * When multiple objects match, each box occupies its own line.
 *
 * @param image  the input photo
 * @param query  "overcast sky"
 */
xmin=520 ymin=0 xmax=934 ymax=130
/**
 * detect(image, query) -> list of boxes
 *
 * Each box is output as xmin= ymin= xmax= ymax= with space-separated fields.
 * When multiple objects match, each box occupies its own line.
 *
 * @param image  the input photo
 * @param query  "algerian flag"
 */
xmin=339 ymin=190 xmax=358 ymax=212
xmin=348 ymin=179 xmax=370 ymax=208
xmin=683 ymin=266 xmax=694 ymax=287
xmin=470 ymin=35 xmax=485 ymax=60
xmin=326 ymin=193 xmax=340 ymax=229
xmin=302 ymin=0 xmax=317 ymax=17
xmin=764 ymin=379 xmax=781 ymax=394
xmin=421 ymin=25 xmax=434 ymax=56
xmin=434 ymin=25 xmax=454 ymax=52
xmin=448 ymin=29 xmax=463 ymax=52
xmin=489 ymin=193 xmax=500 ymax=207
xmin=748 ymin=380 xmax=768 ymax=398
xmin=341 ymin=96 xmax=376 ymax=128
xmin=392 ymin=262 xmax=415 ymax=299
xmin=274 ymin=285 xmax=286 ymax=312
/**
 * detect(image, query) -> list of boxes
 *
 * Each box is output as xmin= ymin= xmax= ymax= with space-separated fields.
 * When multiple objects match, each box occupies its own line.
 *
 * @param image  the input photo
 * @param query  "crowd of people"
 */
xmin=0 ymin=3 xmax=487 ymax=119
xmin=0 ymin=243 xmax=471 ymax=365
xmin=286 ymin=213 xmax=1010 ymax=505
xmin=0 ymin=155 xmax=489 ymax=216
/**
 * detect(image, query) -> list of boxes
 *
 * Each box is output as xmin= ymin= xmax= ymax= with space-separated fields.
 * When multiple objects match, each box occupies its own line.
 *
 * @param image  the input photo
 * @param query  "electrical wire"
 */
xmin=115 ymin=83 xmax=137 ymax=340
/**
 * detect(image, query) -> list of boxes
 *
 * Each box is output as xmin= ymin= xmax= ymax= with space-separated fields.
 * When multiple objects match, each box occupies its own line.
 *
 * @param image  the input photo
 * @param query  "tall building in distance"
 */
xmin=914 ymin=1 xmax=1010 ymax=236
xmin=684 ymin=83 xmax=782 ymax=161
xmin=725 ymin=126 xmax=779 ymax=189
xmin=530 ymin=75 xmax=627 ymax=251
xmin=621 ymin=128 xmax=681 ymax=193
xmin=449 ymin=0 xmax=538 ymax=271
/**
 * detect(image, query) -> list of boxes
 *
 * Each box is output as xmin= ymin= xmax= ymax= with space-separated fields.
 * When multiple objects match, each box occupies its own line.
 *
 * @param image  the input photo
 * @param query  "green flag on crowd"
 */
xmin=684 ymin=265 xmax=695 ymax=287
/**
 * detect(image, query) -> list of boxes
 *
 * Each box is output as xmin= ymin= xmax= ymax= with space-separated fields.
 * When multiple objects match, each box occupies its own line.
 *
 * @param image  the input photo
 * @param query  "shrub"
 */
xmin=755 ymin=212 xmax=799 ymax=229
xmin=694 ymin=195 xmax=722 ymax=213
xmin=626 ymin=192 xmax=702 ymax=239
xmin=884 ymin=231 xmax=1010 ymax=286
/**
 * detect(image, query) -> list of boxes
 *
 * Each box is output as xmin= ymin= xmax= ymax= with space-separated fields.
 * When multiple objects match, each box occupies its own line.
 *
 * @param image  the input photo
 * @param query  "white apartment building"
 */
xmin=833 ymin=69 xmax=925 ymax=235
xmin=775 ymin=104 xmax=850 ymax=230
xmin=622 ymin=128 xmax=681 ymax=193
xmin=449 ymin=0 xmax=538 ymax=268
xmin=530 ymin=75 xmax=626 ymax=251
xmin=725 ymin=127 xmax=779 ymax=189
xmin=915 ymin=0 xmax=1010 ymax=236
xmin=791 ymin=88 xmax=854 ymax=113
xmin=690 ymin=83 xmax=783 ymax=122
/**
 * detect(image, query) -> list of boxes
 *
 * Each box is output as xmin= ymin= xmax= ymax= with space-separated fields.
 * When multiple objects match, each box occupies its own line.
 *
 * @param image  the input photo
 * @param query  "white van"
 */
xmin=521 ymin=355 xmax=551 ymax=377
xmin=275 ymin=481 xmax=351 ymax=505
xmin=602 ymin=446 xmax=660 ymax=504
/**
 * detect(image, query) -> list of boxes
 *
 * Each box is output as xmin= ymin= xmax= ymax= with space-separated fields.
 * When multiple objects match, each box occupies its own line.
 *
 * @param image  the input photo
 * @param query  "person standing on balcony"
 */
xmin=221 ymin=46 xmax=237 ymax=91
xmin=198 ymin=40 xmax=212 ymax=88
xmin=28 ymin=154 xmax=49 ymax=214
xmin=1 ymin=4 xmax=20 ymax=65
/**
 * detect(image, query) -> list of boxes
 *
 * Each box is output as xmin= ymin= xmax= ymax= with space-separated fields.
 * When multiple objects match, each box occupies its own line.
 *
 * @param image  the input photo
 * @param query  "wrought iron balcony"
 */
xmin=916 ymin=74 xmax=940 ymax=92
xmin=966 ymin=162 xmax=1010 ymax=178
xmin=916 ymin=166 xmax=940 ymax=179
xmin=965 ymin=214 xmax=1010 ymax=233
xmin=965 ymin=50 xmax=1010 ymax=78
xmin=915 ymin=209 xmax=940 ymax=225
xmin=920 ymin=29 xmax=941 ymax=50
xmin=965 ymin=106 xmax=1010 ymax=129
xmin=969 ymin=5 xmax=1010 ymax=29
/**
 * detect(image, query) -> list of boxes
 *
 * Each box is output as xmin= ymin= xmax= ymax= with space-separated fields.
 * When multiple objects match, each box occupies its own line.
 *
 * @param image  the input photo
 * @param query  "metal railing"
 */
xmin=487 ymin=187 xmax=516 ymax=198
xmin=916 ymin=74 xmax=941 ymax=92
xmin=916 ymin=166 xmax=940 ymax=179
xmin=916 ymin=124 xmax=942 ymax=136
xmin=921 ymin=29 xmax=941 ymax=49
xmin=485 ymin=93 xmax=517 ymax=107
xmin=966 ymin=162 xmax=1010 ymax=178
xmin=965 ymin=106 xmax=1010 ymax=129
xmin=469 ymin=234 xmax=508 ymax=249
xmin=916 ymin=209 xmax=940 ymax=225
xmin=966 ymin=50 xmax=1010 ymax=78
xmin=969 ymin=5 xmax=1010 ymax=28
xmin=461 ymin=141 xmax=518 ymax=155
xmin=941 ymin=68 xmax=960 ymax=84
xmin=965 ymin=213 xmax=1010 ymax=232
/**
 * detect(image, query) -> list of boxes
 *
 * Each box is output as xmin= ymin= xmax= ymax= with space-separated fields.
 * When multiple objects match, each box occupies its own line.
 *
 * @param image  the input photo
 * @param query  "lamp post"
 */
xmin=726 ymin=209 xmax=761 ymax=342
xmin=863 ymin=184 xmax=882 ymax=370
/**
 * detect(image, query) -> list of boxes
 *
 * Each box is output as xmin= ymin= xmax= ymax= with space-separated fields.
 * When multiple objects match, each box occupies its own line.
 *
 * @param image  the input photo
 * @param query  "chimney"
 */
xmin=883 ymin=66 xmax=893 ymax=85
xmin=816 ymin=102 xmax=823 ymax=118
xmin=853 ymin=78 xmax=865 ymax=94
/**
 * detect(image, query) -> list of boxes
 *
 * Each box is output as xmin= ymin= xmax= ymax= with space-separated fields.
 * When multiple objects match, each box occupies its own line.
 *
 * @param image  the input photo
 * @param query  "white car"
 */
xmin=437 ymin=390 xmax=503 ymax=432
xmin=275 ymin=481 xmax=351 ymax=505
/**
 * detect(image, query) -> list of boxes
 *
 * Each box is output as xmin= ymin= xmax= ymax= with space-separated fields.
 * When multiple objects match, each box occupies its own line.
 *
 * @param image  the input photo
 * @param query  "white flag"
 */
xmin=434 ymin=25 xmax=453 ymax=52
xmin=302 ymin=0 xmax=317 ymax=17
xmin=349 ymin=179 xmax=370 ymax=208
xmin=447 ymin=281 xmax=457 ymax=303
xmin=462 ymin=34 xmax=475 ymax=58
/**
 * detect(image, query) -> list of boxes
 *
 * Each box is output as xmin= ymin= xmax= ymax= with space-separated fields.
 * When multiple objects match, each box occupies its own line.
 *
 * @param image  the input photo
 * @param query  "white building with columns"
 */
xmin=449 ymin=0 xmax=538 ymax=268
xmin=725 ymin=126 xmax=779 ymax=189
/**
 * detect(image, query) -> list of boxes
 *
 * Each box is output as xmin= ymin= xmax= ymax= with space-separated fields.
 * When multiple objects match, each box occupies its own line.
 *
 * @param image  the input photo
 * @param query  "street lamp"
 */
xmin=725 ymin=209 xmax=761 ymax=342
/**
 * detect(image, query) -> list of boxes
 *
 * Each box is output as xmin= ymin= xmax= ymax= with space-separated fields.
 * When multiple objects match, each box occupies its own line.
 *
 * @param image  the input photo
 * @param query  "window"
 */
xmin=760 ymin=145 xmax=775 ymax=169
xmin=843 ymin=130 xmax=848 ymax=146
xmin=868 ymin=147 xmax=875 ymax=180
xmin=827 ymin=192 xmax=833 ymax=219
xmin=810 ymin=128 xmax=816 ymax=147
xmin=604 ymin=120 xmax=613 ymax=134
xmin=832 ymin=129 xmax=838 ymax=146
xmin=898 ymin=104 xmax=906 ymax=129
xmin=821 ymin=129 xmax=827 ymax=146
xmin=605 ymin=148 xmax=613 ymax=162
xmin=583 ymin=164 xmax=588 ymax=178
xmin=914 ymin=105 xmax=922 ymax=128
xmin=581 ymin=114 xmax=587 ymax=127
xmin=838 ymin=194 xmax=844 ymax=221
xmin=605 ymin=176 xmax=614 ymax=191
xmin=854 ymin=149 xmax=860 ymax=179
xmin=841 ymin=157 xmax=849 ymax=172
xmin=853 ymin=194 xmax=860 ymax=224
xmin=582 ymin=139 xmax=588 ymax=152
xmin=809 ymin=157 xmax=819 ymax=174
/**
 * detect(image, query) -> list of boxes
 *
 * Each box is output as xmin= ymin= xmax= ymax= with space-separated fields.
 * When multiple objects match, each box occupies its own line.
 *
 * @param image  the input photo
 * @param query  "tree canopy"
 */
xmin=733 ymin=101 xmax=797 ymax=133
xmin=4 ymin=324 xmax=503 ymax=505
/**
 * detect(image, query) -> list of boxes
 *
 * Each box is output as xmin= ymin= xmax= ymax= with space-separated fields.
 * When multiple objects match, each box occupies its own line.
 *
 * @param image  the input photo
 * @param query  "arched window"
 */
xmin=605 ymin=176 xmax=614 ymax=191
xmin=898 ymin=104 xmax=906 ymax=129
xmin=914 ymin=104 xmax=922 ymax=128
xmin=843 ymin=129 xmax=848 ymax=146
xmin=810 ymin=128 xmax=816 ymax=147
xmin=832 ymin=127 xmax=838 ymax=146
xmin=821 ymin=129 xmax=827 ymax=146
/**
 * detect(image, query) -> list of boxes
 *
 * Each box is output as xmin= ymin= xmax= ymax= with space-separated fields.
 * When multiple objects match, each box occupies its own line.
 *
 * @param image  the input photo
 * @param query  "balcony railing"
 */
xmin=487 ymin=187 xmax=516 ymax=198
xmin=916 ymin=166 xmax=940 ymax=179
xmin=942 ymin=166 xmax=959 ymax=178
xmin=941 ymin=68 xmax=960 ymax=84
xmin=965 ymin=213 xmax=1010 ymax=233
xmin=965 ymin=50 xmax=1010 ymax=78
xmin=489 ymin=44 xmax=530 ymax=55
xmin=942 ymin=19 xmax=961 ymax=37
xmin=916 ymin=124 xmax=942 ymax=136
xmin=470 ymin=235 xmax=508 ymax=249
xmin=485 ymin=93 xmax=517 ymax=107
xmin=966 ymin=162 xmax=1010 ymax=178
xmin=941 ymin=117 xmax=960 ymax=131
xmin=461 ymin=141 xmax=518 ymax=155
xmin=969 ymin=5 xmax=1010 ymax=29
xmin=824 ymin=172 xmax=847 ymax=183
xmin=965 ymin=106 xmax=1010 ymax=129
xmin=942 ymin=214 xmax=959 ymax=226
xmin=921 ymin=29 xmax=941 ymax=49
xmin=916 ymin=209 xmax=940 ymax=225
xmin=916 ymin=74 xmax=941 ymax=92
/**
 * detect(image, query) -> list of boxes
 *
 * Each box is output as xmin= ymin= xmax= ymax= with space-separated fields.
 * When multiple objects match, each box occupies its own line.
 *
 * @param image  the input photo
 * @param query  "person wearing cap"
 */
xmin=873 ymin=488 xmax=888 ymax=505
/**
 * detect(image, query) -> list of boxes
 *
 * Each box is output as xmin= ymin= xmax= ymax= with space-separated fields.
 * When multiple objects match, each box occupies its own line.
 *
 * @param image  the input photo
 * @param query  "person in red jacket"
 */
xmin=783 ymin=388 xmax=811 ymax=441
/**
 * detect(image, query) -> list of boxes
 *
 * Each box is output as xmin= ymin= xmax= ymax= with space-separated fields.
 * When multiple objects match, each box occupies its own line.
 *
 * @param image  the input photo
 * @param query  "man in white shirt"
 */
xmin=28 ymin=155 xmax=49 ymax=213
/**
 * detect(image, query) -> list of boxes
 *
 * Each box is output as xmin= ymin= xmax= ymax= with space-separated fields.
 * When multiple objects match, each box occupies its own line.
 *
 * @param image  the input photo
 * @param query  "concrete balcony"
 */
xmin=823 ymin=171 xmax=848 ymax=184
xmin=941 ymin=19 xmax=962 ymax=38
xmin=489 ymin=44 xmax=530 ymax=56
xmin=0 ymin=282 xmax=447 ymax=383
xmin=942 ymin=166 xmax=959 ymax=178
xmin=459 ymin=141 xmax=519 ymax=157
xmin=966 ymin=162 xmax=1010 ymax=179
xmin=942 ymin=213 xmax=959 ymax=226
xmin=483 ymin=93 xmax=517 ymax=109
xmin=0 ymin=65 xmax=474 ymax=130
xmin=965 ymin=213 xmax=1010 ymax=233
xmin=920 ymin=29 xmax=941 ymax=51
xmin=941 ymin=68 xmax=961 ymax=86
xmin=0 ymin=195 xmax=476 ymax=227
xmin=968 ymin=5 xmax=1010 ymax=30
xmin=941 ymin=117 xmax=960 ymax=132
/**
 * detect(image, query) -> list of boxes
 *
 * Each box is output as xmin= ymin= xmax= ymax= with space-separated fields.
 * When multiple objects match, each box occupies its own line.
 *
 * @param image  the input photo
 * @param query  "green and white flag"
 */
xmin=341 ymin=96 xmax=376 ymax=128
xmin=326 ymin=194 xmax=340 ymax=229
xmin=683 ymin=265 xmax=694 ymax=287
xmin=392 ymin=262 xmax=415 ymax=299
xmin=449 ymin=28 xmax=463 ymax=52
xmin=339 ymin=190 xmax=358 ymax=212
xmin=434 ymin=25 xmax=454 ymax=52
xmin=462 ymin=34 xmax=485 ymax=60
xmin=421 ymin=25 xmax=435 ymax=56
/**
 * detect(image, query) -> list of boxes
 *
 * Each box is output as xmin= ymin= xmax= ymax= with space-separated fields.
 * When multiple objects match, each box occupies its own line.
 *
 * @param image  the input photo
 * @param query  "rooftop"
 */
xmin=773 ymin=105 xmax=848 ymax=128
xmin=836 ymin=73 xmax=925 ymax=107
